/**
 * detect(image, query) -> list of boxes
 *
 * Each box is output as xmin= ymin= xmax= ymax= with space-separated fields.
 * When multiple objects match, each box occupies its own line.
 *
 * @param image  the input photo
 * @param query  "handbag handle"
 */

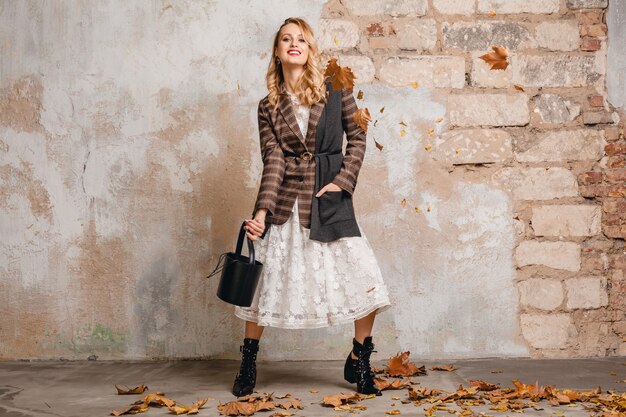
xmin=235 ymin=221 xmax=256 ymax=265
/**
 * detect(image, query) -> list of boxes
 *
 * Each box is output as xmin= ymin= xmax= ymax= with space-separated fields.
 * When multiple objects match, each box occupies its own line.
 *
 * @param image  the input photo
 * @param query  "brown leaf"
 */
xmin=111 ymin=402 xmax=149 ymax=416
xmin=324 ymin=57 xmax=356 ymax=91
xmin=479 ymin=45 xmax=509 ymax=70
xmin=357 ymin=90 xmax=364 ymax=100
xmin=115 ymin=384 xmax=148 ymax=395
xmin=254 ymin=400 xmax=276 ymax=412
xmin=353 ymin=107 xmax=371 ymax=133
xmin=431 ymin=364 xmax=456 ymax=371
xmin=133 ymin=393 xmax=176 ymax=408
xmin=188 ymin=398 xmax=212 ymax=414
xmin=387 ymin=351 xmax=425 ymax=377
xmin=513 ymin=84 xmax=525 ymax=91
xmin=469 ymin=379 xmax=499 ymax=391
xmin=322 ymin=392 xmax=362 ymax=407
xmin=218 ymin=400 xmax=257 ymax=416
xmin=374 ymin=138 xmax=384 ymax=151
xmin=277 ymin=398 xmax=303 ymax=410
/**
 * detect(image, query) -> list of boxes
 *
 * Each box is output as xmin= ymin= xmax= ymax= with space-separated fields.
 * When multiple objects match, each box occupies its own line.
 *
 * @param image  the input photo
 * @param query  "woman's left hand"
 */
xmin=316 ymin=182 xmax=342 ymax=197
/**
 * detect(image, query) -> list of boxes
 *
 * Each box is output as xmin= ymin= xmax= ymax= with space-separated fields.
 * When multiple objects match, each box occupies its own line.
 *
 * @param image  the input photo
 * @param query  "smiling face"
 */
xmin=275 ymin=22 xmax=309 ymax=68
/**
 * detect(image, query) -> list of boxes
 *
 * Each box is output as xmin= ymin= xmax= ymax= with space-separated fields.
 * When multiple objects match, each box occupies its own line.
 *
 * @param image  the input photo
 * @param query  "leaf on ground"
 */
xmin=387 ymin=351 xmax=425 ymax=377
xmin=408 ymin=386 xmax=442 ymax=400
xmin=133 ymin=392 xmax=176 ymax=408
xmin=322 ymin=392 xmax=362 ymax=407
xmin=375 ymin=376 xmax=413 ymax=390
xmin=469 ymin=379 xmax=499 ymax=391
xmin=218 ymin=400 xmax=257 ymax=416
xmin=111 ymin=402 xmax=149 ymax=416
xmin=431 ymin=364 xmax=456 ymax=371
xmin=277 ymin=398 xmax=303 ymax=410
xmin=187 ymin=398 xmax=212 ymax=414
xmin=115 ymin=384 xmax=148 ymax=395
xmin=353 ymin=107 xmax=371 ymax=133
xmin=324 ymin=57 xmax=355 ymax=91
xmin=479 ymin=45 xmax=509 ymax=70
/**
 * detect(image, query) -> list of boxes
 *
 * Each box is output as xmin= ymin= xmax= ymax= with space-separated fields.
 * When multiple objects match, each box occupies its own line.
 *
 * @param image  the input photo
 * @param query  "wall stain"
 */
xmin=0 ymin=76 xmax=43 ymax=134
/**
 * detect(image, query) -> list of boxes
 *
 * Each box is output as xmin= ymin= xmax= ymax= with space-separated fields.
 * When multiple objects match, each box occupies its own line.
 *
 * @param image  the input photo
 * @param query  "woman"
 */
xmin=233 ymin=17 xmax=392 ymax=397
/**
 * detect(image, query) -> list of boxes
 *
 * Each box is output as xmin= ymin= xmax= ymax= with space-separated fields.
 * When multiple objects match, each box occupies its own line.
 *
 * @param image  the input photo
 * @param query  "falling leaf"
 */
xmin=357 ymin=90 xmax=364 ymax=100
xmin=455 ymin=148 xmax=461 ymax=154
xmin=431 ymin=364 xmax=456 ymax=371
xmin=353 ymin=107 xmax=371 ymax=133
xmin=410 ymin=81 xmax=419 ymax=89
xmin=111 ymin=403 xmax=149 ymax=416
xmin=513 ymin=84 xmax=525 ymax=91
xmin=237 ymin=80 xmax=241 ymax=96
xmin=324 ymin=57 xmax=356 ymax=91
xmin=424 ymin=145 xmax=432 ymax=151
xmin=399 ymin=121 xmax=408 ymax=126
xmin=414 ymin=207 xmax=419 ymax=213
xmin=115 ymin=384 xmax=148 ymax=395
xmin=400 ymin=129 xmax=407 ymax=137
xmin=367 ymin=287 xmax=375 ymax=293
xmin=488 ymin=9 xmax=496 ymax=16
xmin=380 ymin=106 xmax=385 ymax=113
xmin=426 ymin=207 xmax=431 ymax=212
xmin=434 ymin=117 xmax=443 ymax=123
xmin=333 ymin=36 xmax=339 ymax=46
xmin=479 ymin=45 xmax=509 ymax=70
xmin=374 ymin=138 xmax=384 ymax=151
xmin=401 ymin=198 xmax=407 ymax=207
xmin=427 ymin=128 xmax=434 ymax=137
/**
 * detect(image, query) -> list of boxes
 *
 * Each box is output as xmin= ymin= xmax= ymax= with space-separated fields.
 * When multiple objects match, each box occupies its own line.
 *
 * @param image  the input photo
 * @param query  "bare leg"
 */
xmin=351 ymin=309 xmax=377 ymax=359
xmin=245 ymin=320 xmax=265 ymax=340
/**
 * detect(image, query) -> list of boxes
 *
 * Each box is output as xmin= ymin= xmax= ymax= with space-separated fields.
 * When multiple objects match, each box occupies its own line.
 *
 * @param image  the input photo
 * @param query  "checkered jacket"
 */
xmin=251 ymin=81 xmax=366 ymax=233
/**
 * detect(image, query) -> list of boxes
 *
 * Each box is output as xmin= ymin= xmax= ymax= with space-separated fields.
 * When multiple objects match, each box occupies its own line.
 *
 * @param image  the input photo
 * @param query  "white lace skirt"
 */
xmin=234 ymin=196 xmax=392 ymax=329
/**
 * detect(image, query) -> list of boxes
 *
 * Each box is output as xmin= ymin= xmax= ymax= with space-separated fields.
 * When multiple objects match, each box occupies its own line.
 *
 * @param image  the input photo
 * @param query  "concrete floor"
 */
xmin=0 ymin=357 xmax=624 ymax=417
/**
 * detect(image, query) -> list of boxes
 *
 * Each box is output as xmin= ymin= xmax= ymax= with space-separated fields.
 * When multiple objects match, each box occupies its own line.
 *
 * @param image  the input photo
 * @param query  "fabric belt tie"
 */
xmin=284 ymin=149 xmax=342 ymax=161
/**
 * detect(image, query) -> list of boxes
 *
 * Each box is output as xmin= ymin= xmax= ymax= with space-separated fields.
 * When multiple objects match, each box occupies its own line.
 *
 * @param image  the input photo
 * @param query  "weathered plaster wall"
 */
xmin=1 ymin=0 xmax=623 ymax=361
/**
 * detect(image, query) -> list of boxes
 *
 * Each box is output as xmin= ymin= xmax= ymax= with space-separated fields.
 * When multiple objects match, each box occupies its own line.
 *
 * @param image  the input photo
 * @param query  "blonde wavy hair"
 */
xmin=266 ymin=17 xmax=328 ymax=111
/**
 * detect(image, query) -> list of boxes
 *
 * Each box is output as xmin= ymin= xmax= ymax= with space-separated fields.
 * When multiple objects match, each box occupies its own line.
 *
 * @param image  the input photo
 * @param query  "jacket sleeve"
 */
xmin=252 ymin=99 xmax=285 ymax=219
xmin=331 ymin=88 xmax=366 ymax=196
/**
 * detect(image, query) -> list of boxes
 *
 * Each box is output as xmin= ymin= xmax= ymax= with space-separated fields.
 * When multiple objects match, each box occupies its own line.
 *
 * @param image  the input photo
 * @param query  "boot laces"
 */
xmin=357 ymin=346 xmax=377 ymax=380
xmin=238 ymin=345 xmax=258 ymax=379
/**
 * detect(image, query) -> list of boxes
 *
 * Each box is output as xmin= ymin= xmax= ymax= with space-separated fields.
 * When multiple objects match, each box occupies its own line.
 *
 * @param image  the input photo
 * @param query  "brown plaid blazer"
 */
xmin=251 ymin=80 xmax=366 ymax=234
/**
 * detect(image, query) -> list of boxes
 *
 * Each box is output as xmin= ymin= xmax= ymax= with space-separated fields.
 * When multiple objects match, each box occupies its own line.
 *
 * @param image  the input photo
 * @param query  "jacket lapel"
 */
xmin=306 ymin=100 xmax=325 ymax=144
xmin=277 ymin=90 xmax=305 ymax=146
xmin=277 ymin=83 xmax=325 ymax=150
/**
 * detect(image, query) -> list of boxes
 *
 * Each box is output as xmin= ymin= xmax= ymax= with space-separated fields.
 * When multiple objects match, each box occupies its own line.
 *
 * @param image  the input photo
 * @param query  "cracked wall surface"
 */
xmin=1 ymin=0 xmax=624 ymax=360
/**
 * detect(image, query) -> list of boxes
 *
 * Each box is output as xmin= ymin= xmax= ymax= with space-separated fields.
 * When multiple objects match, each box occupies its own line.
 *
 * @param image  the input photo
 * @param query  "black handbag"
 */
xmin=206 ymin=221 xmax=264 ymax=307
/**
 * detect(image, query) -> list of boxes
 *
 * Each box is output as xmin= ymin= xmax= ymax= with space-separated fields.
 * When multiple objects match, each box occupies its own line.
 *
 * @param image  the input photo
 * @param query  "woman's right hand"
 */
xmin=244 ymin=215 xmax=266 ymax=240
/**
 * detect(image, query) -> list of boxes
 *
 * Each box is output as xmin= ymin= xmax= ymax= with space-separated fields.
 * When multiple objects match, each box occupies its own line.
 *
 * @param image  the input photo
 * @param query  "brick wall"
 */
xmin=320 ymin=0 xmax=624 ymax=357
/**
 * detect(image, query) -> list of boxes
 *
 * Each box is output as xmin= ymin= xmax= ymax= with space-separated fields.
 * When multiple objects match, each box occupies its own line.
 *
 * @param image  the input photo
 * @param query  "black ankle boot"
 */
xmin=232 ymin=337 xmax=259 ymax=397
xmin=343 ymin=336 xmax=382 ymax=395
